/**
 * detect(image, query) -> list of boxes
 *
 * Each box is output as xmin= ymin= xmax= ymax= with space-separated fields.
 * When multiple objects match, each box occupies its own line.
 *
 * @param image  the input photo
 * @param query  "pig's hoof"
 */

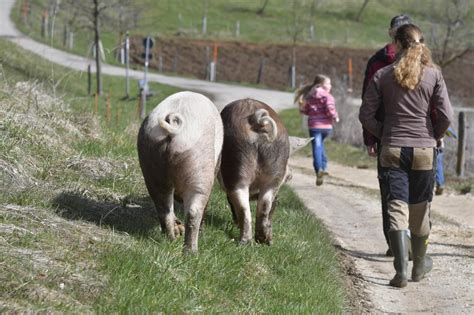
xmin=174 ymin=220 xmax=185 ymax=236
xmin=255 ymin=236 xmax=272 ymax=245
xmin=237 ymin=238 xmax=251 ymax=246
xmin=183 ymin=246 xmax=198 ymax=255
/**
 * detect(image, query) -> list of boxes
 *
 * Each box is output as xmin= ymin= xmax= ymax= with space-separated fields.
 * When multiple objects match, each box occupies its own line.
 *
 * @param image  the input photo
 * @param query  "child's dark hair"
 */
xmin=294 ymin=74 xmax=329 ymax=104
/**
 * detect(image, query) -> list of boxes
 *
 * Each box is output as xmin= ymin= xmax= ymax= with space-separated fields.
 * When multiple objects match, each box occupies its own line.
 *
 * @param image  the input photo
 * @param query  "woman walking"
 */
xmin=296 ymin=74 xmax=339 ymax=186
xmin=359 ymin=24 xmax=453 ymax=288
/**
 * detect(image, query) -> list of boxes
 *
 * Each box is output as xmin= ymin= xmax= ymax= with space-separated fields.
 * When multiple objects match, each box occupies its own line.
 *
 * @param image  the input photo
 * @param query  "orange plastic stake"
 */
xmin=106 ymin=92 xmax=111 ymax=122
xmin=348 ymin=57 xmax=353 ymax=76
xmin=213 ymin=43 xmax=218 ymax=63
xmin=347 ymin=57 xmax=353 ymax=93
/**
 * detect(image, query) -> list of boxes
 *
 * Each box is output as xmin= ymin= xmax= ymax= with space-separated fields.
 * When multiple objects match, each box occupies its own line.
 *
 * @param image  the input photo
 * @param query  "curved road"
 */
xmin=0 ymin=0 xmax=294 ymax=111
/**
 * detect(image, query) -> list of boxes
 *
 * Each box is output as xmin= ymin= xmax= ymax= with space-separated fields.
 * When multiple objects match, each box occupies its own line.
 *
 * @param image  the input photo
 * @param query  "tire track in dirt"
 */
xmin=288 ymin=156 xmax=474 ymax=314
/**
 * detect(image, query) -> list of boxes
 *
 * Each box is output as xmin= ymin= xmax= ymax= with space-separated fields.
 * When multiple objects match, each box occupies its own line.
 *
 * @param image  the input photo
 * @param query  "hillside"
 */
xmin=12 ymin=0 xmax=474 ymax=48
xmin=129 ymin=37 xmax=474 ymax=106
xmin=11 ymin=0 xmax=474 ymax=106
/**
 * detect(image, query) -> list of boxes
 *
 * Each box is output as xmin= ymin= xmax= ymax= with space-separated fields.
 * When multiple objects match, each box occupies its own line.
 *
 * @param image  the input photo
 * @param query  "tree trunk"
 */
xmin=93 ymin=0 xmax=102 ymax=96
xmin=355 ymin=0 xmax=370 ymax=22
xmin=257 ymin=0 xmax=270 ymax=15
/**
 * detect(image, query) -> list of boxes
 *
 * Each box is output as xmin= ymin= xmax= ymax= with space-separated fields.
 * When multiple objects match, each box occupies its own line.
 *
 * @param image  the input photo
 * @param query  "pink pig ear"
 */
xmin=288 ymin=136 xmax=312 ymax=155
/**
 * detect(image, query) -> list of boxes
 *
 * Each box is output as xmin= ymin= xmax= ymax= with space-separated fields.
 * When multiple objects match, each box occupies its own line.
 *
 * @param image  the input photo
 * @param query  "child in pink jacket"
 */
xmin=295 ymin=74 xmax=339 ymax=185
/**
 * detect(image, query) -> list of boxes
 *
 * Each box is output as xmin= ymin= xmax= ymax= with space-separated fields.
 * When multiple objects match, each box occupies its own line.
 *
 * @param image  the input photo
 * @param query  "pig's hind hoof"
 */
xmin=174 ymin=220 xmax=185 ymax=236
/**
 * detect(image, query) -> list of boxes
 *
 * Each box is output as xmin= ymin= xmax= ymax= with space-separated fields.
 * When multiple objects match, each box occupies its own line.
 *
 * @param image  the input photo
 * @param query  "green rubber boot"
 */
xmin=411 ymin=234 xmax=433 ymax=282
xmin=388 ymin=239 xmax=413 ymax=260
xmin=389 ymin=230 xmax=409 ymax=288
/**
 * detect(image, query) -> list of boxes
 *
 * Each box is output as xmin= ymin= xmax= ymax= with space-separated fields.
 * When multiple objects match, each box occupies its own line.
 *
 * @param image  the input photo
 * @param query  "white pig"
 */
xmin=137 ymin=91 xmax=223 ymax=253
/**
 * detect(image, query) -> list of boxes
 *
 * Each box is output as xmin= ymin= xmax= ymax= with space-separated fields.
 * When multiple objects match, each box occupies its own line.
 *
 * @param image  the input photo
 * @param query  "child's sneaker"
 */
xmin=316 ymin=171 xmax=324 ymax=186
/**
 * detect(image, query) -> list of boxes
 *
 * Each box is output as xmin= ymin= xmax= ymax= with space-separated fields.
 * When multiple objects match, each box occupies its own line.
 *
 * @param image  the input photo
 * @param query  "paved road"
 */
xmin=0 ymin=0 xmax=294 ymax=111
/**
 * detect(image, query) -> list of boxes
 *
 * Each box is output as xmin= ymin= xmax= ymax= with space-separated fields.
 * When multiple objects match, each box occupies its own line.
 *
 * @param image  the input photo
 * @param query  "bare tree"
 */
xmin=287 ymin=0 xmax=311 ymax=45
xmin=427 ymin=0 xmax=473 ymax=68
xmin=256 ymin=0 xmax=270 ymax=15
xmin=355 ymin=0 xmax=370 ymax=22
xmin=309 ymin=0 xmax=325 ymax=40
xmin=112 ymin=0 xmax=141 ymax=61
xmin=92 ymin=0 xmax=103 ymax=95
xmin=202 ymin=0 xmax=208 ymax=34
xmin=60 ymin=0 xmax=139 ymax=95
xmin=287 ymin=0 xmax=312 ymax=88
xmin=61 ymin=0 xmax=81 ymax=48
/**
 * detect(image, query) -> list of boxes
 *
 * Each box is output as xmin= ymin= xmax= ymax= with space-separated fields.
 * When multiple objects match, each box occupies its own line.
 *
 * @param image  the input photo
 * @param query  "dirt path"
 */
xmin=288 ymin=155 xmax=474 ymax=313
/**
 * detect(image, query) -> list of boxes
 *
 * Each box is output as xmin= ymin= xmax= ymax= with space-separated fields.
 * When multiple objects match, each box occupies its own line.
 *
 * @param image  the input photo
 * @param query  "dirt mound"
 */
xmin=130 ymin=37 xmax=473 ymax=106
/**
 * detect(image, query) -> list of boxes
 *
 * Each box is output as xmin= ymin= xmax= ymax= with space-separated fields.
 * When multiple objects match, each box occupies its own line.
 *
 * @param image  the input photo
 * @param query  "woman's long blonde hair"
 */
xmin=393 ymin=24 xmax=436 ymax=90
xmin=294 ymin=74 xmax=329 ymax=104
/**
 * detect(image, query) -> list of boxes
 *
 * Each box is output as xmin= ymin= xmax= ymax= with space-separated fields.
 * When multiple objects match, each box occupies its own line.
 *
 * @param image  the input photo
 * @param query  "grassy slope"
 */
xmin=0 ymin=38 xmax=349 ymax=313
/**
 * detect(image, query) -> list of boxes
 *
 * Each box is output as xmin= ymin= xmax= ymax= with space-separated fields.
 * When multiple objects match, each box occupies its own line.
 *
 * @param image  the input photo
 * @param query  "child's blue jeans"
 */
xmin=309 ymin=128 xmax=332 ymax=173
xmin=436 ymin=149 xmax=445 ymax=187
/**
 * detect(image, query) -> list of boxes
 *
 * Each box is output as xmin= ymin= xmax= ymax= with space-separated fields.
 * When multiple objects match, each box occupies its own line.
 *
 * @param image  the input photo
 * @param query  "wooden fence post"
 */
xmin=289 ymin=65 xmax=296 ymax=89
xmin=68 ymin=31 xmax=74 ymax=50
xmin=235 ymin=20 xmax=240 ymax=37
xmin=139 ymin=88 xmax=146 ymax=120
xmin=456 ymin=111 xmax=466 ymax=177
xmin=63 ymin=24 xmax=68 ymax=47
xmin=204 ymin=46 xmax=210 ymax=79
xmin=21 ymin=0 xmax=30 ymax=25
xmin=41 ymin=10 xmax=49 ymax=38
xmin=257 ymin=58 xmax=265 ymax=84
xmin=87 ymin=64 xmax=92 ymax=95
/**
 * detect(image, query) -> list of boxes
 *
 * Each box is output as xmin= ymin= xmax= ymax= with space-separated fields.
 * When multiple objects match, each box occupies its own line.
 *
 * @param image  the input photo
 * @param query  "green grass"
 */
xmin=96 ymin=186 xmax=345 ymax=313
xmin=280 ymin=107 xmax=376 ymax=169
xmin=1 ymin=38 xmax=349 ymax=313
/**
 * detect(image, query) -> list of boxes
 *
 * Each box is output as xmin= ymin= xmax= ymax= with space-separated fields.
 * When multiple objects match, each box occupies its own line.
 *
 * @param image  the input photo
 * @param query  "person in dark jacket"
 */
xmin=361 ymin=14 xmax=412 ymax=256
xmin=360 ymin=24 xmax=454 ymax=288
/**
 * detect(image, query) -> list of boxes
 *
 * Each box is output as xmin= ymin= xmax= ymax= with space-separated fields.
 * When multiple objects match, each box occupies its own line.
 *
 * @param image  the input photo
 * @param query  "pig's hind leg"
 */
xmin=153 ymin=191 xmax=181 ymax=240
xmin=183 ymin=192 xmax=209 ymax=253
xmin=227 ymin=188 xmax=252 ymax=245
xmin=255 ymin=188 xmax=276 ymax=245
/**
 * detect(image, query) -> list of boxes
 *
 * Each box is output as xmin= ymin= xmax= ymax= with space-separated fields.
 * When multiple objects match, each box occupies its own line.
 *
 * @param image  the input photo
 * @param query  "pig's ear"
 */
xmin=289 ymin=136 xmax=313 ymax=155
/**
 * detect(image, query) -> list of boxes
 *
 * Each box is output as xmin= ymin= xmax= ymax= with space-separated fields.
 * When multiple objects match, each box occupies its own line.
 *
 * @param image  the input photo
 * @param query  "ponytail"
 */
xmin=294 ymin=74 xmax=329 ymax=103
xmin=294 ymin=84 xmax=313 ymax=104
xmin=393 ymin=24 xmax=436 ymax=90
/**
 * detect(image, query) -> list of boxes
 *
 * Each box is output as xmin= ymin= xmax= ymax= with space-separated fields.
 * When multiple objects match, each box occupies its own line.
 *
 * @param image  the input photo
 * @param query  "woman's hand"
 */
xmin=366 ymin=144 xmax=377 ymax=157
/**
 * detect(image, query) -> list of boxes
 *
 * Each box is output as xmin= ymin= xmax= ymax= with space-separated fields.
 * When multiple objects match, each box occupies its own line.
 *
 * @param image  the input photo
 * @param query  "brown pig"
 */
xmin=137 ymin=91 xmax=223 ymax=253
xmin=219 ymin=98 xmax=310 ymax=245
